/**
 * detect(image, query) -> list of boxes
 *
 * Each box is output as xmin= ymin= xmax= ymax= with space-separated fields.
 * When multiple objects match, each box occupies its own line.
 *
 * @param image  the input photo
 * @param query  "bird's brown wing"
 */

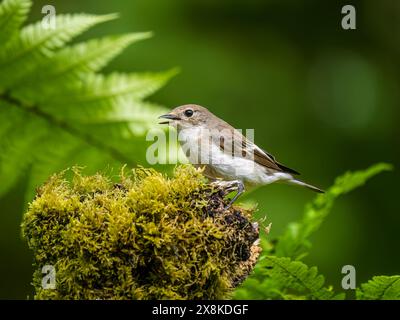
xmin=254 ymin=146 xmax=300 ymax=175
xmin=215 ymin=126 xmax=300 ymax=175
xmin=243 ymin=138 xmax=300 ymax=175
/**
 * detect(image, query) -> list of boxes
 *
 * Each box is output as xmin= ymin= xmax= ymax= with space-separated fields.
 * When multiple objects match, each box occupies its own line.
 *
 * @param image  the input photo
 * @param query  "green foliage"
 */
xmin=234 ymin=256 xmax=344 ymax=300
xmin=0 ymin=0 xmax=175 ymax=201
xmin=356 ymin=276 xmax=400 ymax=300
xmin=254 ymin=256 xmax=344 ymax=300
xmin=2 ymin=0 xmax=397 ymax=301
xmin=0 ymin=0 xmax=30 ymax=45
xmin=234 ymin=163 xmax=399 ymax=300
xmin=276 ymin=163 xmax=393 ymax=259
xmin=22 ymin=165 xmax=260 ymax=299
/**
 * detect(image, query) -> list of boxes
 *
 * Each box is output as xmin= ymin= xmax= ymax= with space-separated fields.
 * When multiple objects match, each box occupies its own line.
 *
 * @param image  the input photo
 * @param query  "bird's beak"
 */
xmin=158 ymin=113 xmax=181 ymax=124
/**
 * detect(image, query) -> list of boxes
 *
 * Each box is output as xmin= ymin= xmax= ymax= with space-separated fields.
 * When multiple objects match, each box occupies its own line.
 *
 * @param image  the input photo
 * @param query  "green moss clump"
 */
xmin=22 ymin=165 xmax=261 ymax=300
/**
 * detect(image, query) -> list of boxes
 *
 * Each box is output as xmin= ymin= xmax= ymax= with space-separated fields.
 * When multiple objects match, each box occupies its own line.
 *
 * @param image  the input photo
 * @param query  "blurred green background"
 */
xmin=0 ymin=0 xmax=399 ymax=298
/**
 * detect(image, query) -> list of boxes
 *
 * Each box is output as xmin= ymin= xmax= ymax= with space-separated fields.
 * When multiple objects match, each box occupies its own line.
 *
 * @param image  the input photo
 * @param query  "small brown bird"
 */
xmin=159 ymin=104 xmax=323 ymax=207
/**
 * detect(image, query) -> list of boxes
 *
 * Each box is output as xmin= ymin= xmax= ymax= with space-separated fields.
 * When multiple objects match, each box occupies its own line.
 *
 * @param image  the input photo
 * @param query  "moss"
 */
xmin=22 ymin=165 xmax=261 ymax=300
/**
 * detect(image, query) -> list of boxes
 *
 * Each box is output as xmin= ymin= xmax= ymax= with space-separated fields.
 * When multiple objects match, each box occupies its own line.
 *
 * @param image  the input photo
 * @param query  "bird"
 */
xmin=159 ymin=104 xmax=323 ymax=208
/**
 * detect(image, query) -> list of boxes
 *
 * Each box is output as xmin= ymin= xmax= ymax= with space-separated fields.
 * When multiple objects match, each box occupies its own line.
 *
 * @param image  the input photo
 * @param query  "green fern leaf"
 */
xmin=0 ymin=0 xmax=31 ymax=45
xmin=40 ymin=70 xmax=178 ymax=106
xmin=25 ymin=132 xmax=120 ymax=203
xmin=356 ymin=276 xmax=400 ymax=300
xmin=78 ymin=101 xmax=165 ymax=125
xmin=0 ymin=2 xmax=174 ymax=203
xmin=235 ymin=256 xmax=344 ymax=300
xmin=275 ymin=163 xmax=393 ymax=259
xmin=38 ymin=32 xmax=151 ymax=77
xmin=265 ymin=256 xmax=342 ymax=300
xmin=233 ymin=269 xmax=284 ymax=300
xmin=13 ymin=32 xmax=152 ymax=100
xmin=23 ymin=132 xmax=80 ymax=202
xmin=0 ymin=13 xmax=118 ymax=89
xmin=235 ymin=164 xmax=393 ymax=300
xmin=0 ymin=106 xmax=49 ymax=196
xmin=0 ymin=101 xmax=25 ymax=138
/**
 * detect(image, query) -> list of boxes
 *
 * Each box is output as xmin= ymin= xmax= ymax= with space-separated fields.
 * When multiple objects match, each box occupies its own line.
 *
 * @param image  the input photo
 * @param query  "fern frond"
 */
xmin=275 ymin=163 xmax=392 ymax=259
xmin=40 ymin=69 xmax=178 ymax=106
xmin=264 ymin=257 xmax=342 ymax=300
xmin=0 ymin=106 xmax=49 ymax=196
xmin=237 ymin=256 xmax=344 ymax=300
xmin=235 ymin=164 xmax=394 ymax=300
xmin=25 ymin=132 xmax=120 ymax=202
xmin=356 ymin=276 xmax=400 ymax=300
xmin=0 ymin=3 xmax=173 ymax=205
xmin=233 ymin=277 xmax=279 ymax=300
xmin=234 ymin=256 xmax=345 ymax=300
xmin=43 ymin=100 xmax=165 ymax=130
xmin=40 ymin=32 xmax=151 ymax=77
xmin=0 ymin=0 xmax=31 ymax=45
xmin=23 ymin=131 xmax=80 ymax=202
xmin=233 ymin=259 xmax=286 ymax=300
xmin=0 ymin=90 xmax=159 ymax=198
xmin=13 ymin=32 xmax=152 ymax=100
xmin=0 ymin=101 xmax=25 ymax=138
xmin=0 ymin=13 xmax=118 ymax=89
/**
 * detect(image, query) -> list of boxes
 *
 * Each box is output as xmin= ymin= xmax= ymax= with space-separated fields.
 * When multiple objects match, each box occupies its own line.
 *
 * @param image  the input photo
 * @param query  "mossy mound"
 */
xmin=22 ymin=165 xmax=261 ymax=300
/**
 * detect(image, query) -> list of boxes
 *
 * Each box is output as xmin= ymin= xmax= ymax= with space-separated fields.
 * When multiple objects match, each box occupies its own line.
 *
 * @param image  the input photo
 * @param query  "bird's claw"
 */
xmin=209 ymin=180 xmax=245 ymax=210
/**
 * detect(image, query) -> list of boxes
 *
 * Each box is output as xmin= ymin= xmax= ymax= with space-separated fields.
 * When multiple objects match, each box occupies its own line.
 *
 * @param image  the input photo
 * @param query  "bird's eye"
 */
xmin=184 ymin=109 xmax=194 ymax=117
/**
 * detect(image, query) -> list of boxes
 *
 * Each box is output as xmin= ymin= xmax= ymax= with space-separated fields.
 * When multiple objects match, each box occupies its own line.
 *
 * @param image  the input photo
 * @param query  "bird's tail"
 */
xmin=288 ymin=179 xmax=324 ymax=193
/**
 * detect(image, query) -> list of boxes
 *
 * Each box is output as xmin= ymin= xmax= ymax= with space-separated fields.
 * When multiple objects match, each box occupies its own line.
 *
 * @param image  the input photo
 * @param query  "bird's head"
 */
xmin=159 ymin=104 xmax=212 ymax=130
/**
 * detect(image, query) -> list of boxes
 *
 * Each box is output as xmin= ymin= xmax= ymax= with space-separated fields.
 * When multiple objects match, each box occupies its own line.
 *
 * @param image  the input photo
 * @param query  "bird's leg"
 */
xmin=209 ymin=180 xmax=245 ymax=210
xmin=224 ymin=180 xmax=245 ymax=210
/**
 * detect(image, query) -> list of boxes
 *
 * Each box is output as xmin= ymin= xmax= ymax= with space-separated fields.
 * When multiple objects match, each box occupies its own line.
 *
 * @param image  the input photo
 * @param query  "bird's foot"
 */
xmin=210 ymin=180 xmax=245 ymax=210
